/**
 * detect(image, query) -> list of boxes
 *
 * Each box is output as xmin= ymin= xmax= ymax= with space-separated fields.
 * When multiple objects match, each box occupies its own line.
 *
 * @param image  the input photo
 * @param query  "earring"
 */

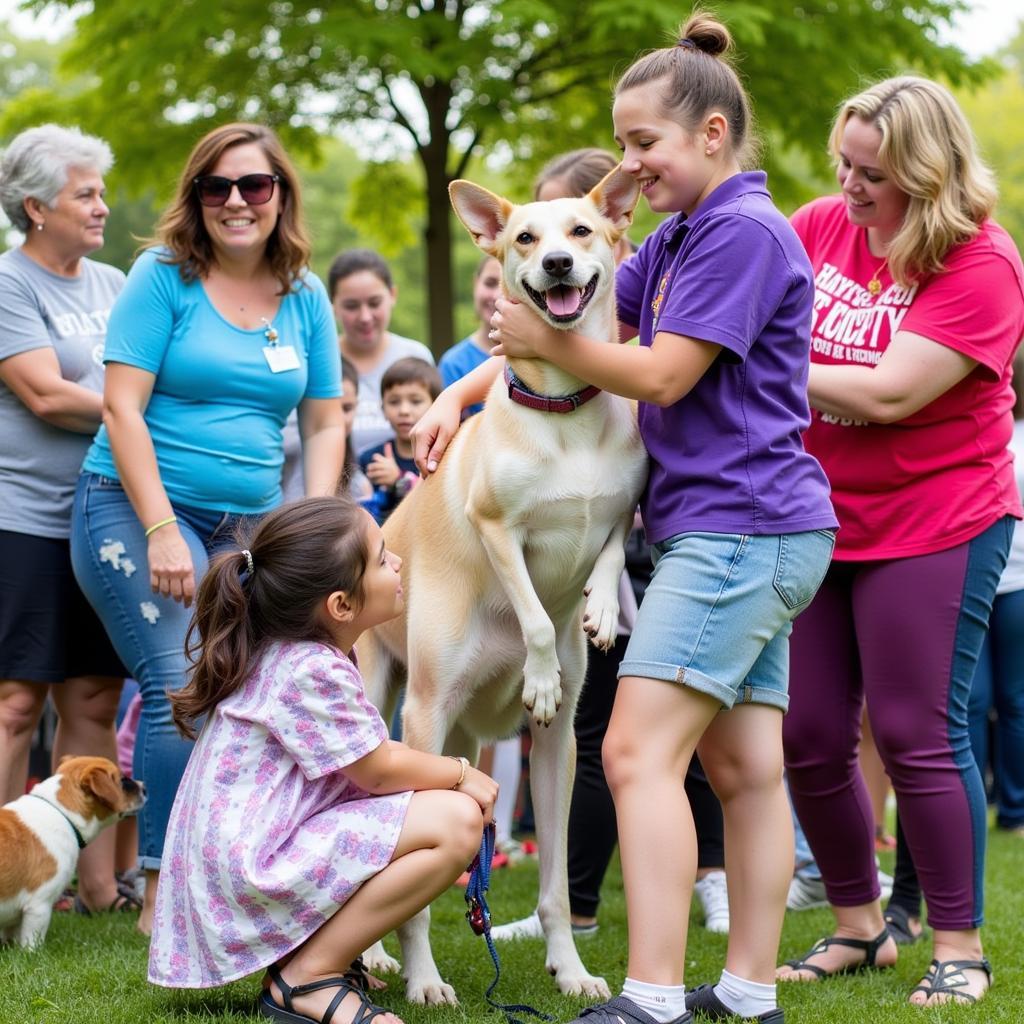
xmin=36 ymin=222 xmax=44 ymax=231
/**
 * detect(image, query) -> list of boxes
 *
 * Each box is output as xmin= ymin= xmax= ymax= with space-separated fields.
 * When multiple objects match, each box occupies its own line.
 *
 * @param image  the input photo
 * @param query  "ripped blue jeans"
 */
xmin=70 ymin=473 xmax=262 ymax=869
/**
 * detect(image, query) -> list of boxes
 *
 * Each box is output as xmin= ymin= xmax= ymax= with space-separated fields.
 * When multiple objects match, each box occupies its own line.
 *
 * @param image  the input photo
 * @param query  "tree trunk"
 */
xmin=420 ymin=81 xmax=456 ymax=359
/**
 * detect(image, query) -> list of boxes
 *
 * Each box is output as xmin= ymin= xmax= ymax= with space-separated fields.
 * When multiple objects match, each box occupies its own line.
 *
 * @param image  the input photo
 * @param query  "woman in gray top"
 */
xmin=0 ymin=124 xmax=131 ymax=912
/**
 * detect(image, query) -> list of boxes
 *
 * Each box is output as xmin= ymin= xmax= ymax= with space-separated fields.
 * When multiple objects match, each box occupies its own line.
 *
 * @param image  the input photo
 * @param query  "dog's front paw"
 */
xmin=360 ymin=939 xmax=400 ymax=976
xmin=522 ymin=666 xmax=562 ymax=727
xmin=551 ymin=967 xmax=611 ymax=1000
xmin=582 ymin=586 xmax=619 ymax=652
xmin=405 ymin=975 xmax=459 ymax=1005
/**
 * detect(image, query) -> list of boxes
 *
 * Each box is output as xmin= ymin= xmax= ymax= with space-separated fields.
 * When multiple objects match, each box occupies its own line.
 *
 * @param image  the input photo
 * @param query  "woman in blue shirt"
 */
xmin=70 ymin=122 xmax=343 ymax=935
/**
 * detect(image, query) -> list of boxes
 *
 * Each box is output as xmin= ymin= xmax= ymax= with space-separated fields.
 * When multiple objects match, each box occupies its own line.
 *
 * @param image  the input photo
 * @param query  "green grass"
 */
xmin=2 ymin=825 xmax=1022 ymax=1024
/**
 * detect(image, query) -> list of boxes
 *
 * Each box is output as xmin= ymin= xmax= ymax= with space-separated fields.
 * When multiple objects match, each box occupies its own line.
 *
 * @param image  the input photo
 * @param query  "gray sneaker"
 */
xmin=786 ymin=874 xmax=828 ymax=911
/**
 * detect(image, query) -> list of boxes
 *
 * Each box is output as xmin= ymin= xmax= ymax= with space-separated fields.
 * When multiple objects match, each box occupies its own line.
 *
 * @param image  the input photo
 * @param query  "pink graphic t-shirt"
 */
xmin=792 ymin=195 xmax=1024 ymax=560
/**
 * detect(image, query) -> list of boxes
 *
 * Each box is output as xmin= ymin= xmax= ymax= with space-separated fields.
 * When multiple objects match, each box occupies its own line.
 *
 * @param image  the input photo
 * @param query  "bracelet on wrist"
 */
xmin=144 ymin=515 xmax=178 ymax=538
xmin=448 ymin=755 xmax=468 ymax=790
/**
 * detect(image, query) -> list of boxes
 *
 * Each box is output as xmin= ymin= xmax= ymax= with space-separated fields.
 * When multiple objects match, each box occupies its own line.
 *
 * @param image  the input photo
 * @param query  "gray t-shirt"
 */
xmin=0 ymin=248 xmax=125 ymax=538
xmin=350 ymin=333 xmax=434 ymax=455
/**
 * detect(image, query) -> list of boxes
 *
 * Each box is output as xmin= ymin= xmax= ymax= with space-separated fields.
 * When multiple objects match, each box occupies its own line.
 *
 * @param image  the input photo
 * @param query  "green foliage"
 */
xmin=0 ymin=0 xmax=1001 ymax=349
xmin=956 ymin=22 xmax=1024 ymax=254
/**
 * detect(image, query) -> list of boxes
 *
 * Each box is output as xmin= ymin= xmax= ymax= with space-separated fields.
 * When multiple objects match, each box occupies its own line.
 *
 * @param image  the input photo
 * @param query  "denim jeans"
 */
xmin=70 ymin=473 xmax=262 ymax=869
xmin=620 ymin=529 xmax=836 ymax=710
xmin=968 ymin=586 xmax=1024 ymax=829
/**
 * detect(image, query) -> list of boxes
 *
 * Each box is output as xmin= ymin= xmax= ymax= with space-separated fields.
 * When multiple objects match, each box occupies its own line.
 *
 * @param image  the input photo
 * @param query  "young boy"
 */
xmin=438 ymin=255 xmax=502 ymax=417
xmin=359 ymin=357 xmax=442 ymax=523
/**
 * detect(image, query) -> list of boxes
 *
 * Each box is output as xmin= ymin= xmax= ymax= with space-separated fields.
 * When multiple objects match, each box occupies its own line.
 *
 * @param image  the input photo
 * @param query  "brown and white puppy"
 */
xmin=0 ymin=755 xmax=146 ymax=948
xmin=358 ymin=168 xmax=647 ymax=1004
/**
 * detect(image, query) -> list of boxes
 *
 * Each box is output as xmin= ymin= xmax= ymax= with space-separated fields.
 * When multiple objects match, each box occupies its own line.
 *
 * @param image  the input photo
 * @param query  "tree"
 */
xmin=957 ymin=20 xmax=1024 ymax=254
xmin=3 ymin=0 xmax=992 ymax=354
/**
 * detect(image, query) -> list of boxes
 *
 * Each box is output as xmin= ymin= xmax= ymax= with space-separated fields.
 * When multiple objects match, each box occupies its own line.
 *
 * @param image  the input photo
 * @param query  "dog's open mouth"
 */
xmin=523 ymin=274 xmax=599 ymax=323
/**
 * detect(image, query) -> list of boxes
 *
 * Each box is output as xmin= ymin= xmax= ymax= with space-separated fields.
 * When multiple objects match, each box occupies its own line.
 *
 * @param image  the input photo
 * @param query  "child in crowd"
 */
xmin=339 ymin=354 xmax=374 ymax=507
xmin=414 ymin=14 xmax=837 ymax=1024
xmin=359 ymin=358 xmax=442 ymax=524
xmin=438 ymin=255 xmax=502 ymax=417
xmin=147 ymin=497 xmax=497 ymax=1024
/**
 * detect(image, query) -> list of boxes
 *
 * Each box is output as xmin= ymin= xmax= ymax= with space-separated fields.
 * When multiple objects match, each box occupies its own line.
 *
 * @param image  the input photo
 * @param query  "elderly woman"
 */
xmin=69 ymin=122 xmax=344 ymax=934
xmin=0 ymin=124 xmax=132 ymax=912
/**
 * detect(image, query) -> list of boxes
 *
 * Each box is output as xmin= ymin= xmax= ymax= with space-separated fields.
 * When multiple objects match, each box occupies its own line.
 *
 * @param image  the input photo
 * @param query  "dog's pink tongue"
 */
xmin=546 ymin=285 xmax=581 ymax=317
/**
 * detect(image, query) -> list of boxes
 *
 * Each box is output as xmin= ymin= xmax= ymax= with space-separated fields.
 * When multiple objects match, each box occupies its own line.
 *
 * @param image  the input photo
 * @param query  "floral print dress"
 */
xmin=148 ymin=639 xmax=410 ymax=988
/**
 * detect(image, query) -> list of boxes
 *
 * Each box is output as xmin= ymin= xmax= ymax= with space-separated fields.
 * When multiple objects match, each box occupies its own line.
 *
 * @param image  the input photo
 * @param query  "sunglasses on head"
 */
xmin=193 ymin=173 xmax=280 ymax=207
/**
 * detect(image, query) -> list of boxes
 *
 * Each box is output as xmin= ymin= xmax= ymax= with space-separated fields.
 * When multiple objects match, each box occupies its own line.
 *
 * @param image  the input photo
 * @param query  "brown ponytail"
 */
xmin=171 ymin=496 xmax=370 ymax=738
xmin=616 ymin=9 xmax=759 ymax=168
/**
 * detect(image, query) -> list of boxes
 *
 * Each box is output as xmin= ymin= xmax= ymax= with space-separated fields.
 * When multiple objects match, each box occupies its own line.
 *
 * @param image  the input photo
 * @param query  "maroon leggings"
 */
xmin=784 ymin=519 xmax=1012 ymax=930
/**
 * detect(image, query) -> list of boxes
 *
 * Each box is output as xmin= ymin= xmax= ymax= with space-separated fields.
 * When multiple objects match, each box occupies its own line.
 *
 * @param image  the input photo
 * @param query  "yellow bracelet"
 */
xmin=144 ymin=515 xmax=178 ymax=538
xmin=448 ymin=755 xmax=468 ymax=790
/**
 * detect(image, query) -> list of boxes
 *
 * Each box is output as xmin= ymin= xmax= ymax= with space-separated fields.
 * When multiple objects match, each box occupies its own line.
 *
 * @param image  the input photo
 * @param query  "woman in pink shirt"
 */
xmin=778 ymin=76 xmax=1024 ymax=1008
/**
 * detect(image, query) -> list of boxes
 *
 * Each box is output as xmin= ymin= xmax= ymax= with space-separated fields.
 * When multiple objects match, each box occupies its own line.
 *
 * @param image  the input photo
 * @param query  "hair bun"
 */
xmin=677 ymin=14 xmax=732 ymax=58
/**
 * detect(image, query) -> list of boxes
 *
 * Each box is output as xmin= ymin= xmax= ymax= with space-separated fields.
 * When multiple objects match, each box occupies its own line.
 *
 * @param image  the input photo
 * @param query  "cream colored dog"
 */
xmin=0 ymin=756 xmax=146 ymax=948
xmin=358 ymin=168 xmax=647 ymax=1004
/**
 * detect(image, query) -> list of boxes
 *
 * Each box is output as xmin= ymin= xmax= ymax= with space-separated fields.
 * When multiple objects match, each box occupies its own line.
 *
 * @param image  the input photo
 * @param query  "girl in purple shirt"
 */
xmin=416 ymin=14 xmax=835 ymax=1024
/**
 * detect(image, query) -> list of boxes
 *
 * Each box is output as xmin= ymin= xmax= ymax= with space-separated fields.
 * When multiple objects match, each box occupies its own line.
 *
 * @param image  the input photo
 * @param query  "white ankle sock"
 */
xmin=621 ymin=978 xmax=689 ymax=1022
xmin=713 ymin=969 xmax=777 ymax=1017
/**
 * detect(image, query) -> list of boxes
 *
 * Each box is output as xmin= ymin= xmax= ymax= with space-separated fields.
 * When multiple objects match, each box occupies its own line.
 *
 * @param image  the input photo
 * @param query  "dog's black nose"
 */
xmin=542 ymin=251 xmax=574 ymax=278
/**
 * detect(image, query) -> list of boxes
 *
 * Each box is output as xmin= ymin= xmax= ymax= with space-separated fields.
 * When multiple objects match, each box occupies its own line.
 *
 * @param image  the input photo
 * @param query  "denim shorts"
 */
xmin=619 ymin=530 xmax=836 ymax=711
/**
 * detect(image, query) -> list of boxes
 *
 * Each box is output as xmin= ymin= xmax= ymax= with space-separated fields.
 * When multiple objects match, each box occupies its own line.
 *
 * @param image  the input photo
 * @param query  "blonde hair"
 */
xmin=148 ymin=123 xmax=310 ymax=296
xmin=829 ymin=76 xmax=997 ymax=286
xmin=615 ymin=10 xmax=758 ymax=168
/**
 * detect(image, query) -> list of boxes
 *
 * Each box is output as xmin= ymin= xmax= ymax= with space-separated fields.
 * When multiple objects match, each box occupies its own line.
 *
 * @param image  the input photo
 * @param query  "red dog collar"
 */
xmin=504 ymin=364 xmax=601 ymax=414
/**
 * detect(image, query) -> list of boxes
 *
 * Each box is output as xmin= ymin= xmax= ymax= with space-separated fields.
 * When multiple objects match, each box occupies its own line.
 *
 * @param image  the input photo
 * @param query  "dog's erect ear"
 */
xmin=449 ymin=180 xmax=513 ymax=256
xmin=588 ymin=167 xmax=641 ymax=235
xmin=82 ymin=764 xmax=122 ymax=810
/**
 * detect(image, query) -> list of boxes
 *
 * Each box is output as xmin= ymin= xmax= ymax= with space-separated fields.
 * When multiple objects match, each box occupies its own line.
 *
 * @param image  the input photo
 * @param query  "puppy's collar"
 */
xmin=25 ymin=793 xmax=87 ymax=849
xmin=504 ymin=364 xmax=600 ymax=414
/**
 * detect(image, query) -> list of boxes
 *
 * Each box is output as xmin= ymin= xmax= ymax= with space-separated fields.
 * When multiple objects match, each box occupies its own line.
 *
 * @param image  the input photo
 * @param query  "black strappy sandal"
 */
xmin=910 ymin=957 xmax=993 ymax=1005
xmin=570 ymin=996 xmax=692 ymax=1024
xmin=782 ymin=927 xmax=893 ymax=979
xmin=882 ymin=904 xmax=924 ymax=946
xmin=259 ymin=965 xmax=391 ymax=1023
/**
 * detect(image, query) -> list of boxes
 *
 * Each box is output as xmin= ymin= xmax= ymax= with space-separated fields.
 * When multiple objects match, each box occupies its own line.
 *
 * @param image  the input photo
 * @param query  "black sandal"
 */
xmin=570 ymin=996 xmax=692 ymax=1024
xmin=782 ymin=927 xmax=893 ymax=979
xmin=883 ymin=904 xmax=924 ymax=946
xmin=685 ymin=983 xmax=784 ymax=1022
xmin=72 ymin=890 xmax=142 ymax=915
xmin=259 ymin=965 xmax=391 ymax=1023
xmin=910 ymin=957 xmax=993 ymax=1005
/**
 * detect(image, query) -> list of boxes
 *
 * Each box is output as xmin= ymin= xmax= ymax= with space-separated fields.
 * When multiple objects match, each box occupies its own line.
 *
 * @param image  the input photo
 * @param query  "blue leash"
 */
xmin=464 ymin=822 xmax=553 ymax=1024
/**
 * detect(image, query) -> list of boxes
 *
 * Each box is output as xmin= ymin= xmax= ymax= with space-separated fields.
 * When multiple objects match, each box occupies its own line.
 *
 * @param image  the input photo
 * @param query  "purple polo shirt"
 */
xmin=617 ymin=171 xmax=837 ymax=543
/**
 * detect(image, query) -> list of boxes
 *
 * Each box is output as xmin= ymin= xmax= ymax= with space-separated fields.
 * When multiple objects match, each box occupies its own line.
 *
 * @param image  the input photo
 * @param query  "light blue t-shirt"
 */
xmin=438 ymin=334 xmax=489 ymax=417
xmin=83 ymin=248 xmax=341 ymax=514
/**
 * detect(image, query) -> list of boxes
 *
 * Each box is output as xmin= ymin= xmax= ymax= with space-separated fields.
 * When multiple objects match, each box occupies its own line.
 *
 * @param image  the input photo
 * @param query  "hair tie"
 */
xmin=241 ymin=549 xmax=255 ymax=574
xmin=677 ymin=37 xmax=696 ymax=49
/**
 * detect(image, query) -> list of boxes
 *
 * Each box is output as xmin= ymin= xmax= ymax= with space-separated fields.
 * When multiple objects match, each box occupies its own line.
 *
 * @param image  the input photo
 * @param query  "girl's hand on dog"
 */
xmin=457 ymin=765 xmax=500 ymax=821
xmin=147 ymin=524 xmax=196 ymax=606
xmin=411 ymin=390 xmax=464 ymax=475
xmin=489 ymin=296 xmax=554 ymax=359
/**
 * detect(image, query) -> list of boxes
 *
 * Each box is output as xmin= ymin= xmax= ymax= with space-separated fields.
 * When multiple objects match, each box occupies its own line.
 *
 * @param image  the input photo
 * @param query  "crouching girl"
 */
xmin=147 ymin=497 xmax=497 ymax=1024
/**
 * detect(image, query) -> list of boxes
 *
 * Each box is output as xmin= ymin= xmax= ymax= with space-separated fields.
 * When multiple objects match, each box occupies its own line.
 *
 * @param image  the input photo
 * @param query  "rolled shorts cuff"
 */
xmin=137 ymin=855 xmax=162 ymax=871
xmin=617 ymin=658 xmax=789 ymax=711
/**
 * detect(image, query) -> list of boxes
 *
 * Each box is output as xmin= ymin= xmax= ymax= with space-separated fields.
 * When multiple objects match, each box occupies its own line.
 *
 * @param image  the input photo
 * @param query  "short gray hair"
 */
xmin=0 ymin=124 xmax=114 ymax=232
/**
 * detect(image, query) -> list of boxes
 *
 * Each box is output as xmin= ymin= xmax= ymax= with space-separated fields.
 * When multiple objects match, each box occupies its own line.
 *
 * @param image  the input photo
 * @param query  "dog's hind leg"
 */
xmin=529 ymin=627 xmax=610 ymax=999
xmin=391 ymin=654 xmax=461 ymax=1006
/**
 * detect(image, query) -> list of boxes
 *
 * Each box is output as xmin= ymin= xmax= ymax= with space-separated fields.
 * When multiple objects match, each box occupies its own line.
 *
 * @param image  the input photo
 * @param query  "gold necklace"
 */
xmin=867 ymin=258 xmax=888 ymax=297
